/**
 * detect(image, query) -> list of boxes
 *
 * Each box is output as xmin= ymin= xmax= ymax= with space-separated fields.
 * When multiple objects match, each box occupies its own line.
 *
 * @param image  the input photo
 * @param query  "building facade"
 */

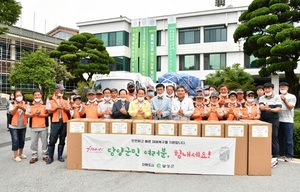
xmin=77 ymin=6 xmax=300 ymax=91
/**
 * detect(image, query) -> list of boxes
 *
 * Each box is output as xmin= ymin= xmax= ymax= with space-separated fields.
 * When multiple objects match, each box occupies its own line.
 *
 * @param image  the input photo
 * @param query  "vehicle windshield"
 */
xmin=93 ymin=79 xmax=134 ymax=92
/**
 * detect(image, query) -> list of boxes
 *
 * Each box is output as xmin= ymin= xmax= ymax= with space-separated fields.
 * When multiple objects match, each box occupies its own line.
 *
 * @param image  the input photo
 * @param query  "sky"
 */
xmin=15 ymin=0 xmax=253 ymax=34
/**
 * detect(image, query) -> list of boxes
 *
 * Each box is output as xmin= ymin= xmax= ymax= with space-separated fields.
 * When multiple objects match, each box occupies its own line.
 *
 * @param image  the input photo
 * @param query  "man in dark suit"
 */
xmin=112 ymin=89 xmax=131 ymax=119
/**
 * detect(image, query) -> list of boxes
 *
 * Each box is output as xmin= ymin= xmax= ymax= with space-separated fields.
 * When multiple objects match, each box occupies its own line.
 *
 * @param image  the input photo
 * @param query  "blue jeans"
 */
xmin=48 ymin=119 xmax=67 ymax=147
xmin=278 ymin=122 xmax=294 ymax=158
xmin=9 ymin=128 xmax=26 ymax=151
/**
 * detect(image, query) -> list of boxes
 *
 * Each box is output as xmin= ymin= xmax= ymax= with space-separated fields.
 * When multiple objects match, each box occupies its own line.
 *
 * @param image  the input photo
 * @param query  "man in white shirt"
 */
xmin=98 ymin=88 xmax=114 ymax=119
xmin=171 ymin=86 xmax=194 ymax=120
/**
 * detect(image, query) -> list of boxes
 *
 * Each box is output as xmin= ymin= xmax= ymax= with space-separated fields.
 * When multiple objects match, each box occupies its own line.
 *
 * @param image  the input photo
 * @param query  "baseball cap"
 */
xmin=147 ymin=86 xmax=154 ymax=91
xmin=55 ymin=84 xmax=65 ymax=90
xmin=228 ymin=91 xmax=237 ymax=96
xmin=71 ymin=89 xmax=79 ymax=95
xmin=73 ymin=95 xmax=81 ymax=100
xmin=86 ymin=89 xmax=95 ymax=95
xmin=127 ymin=82 xmax=135 ymax=88
xmin=236 ymin=89 xmax=244 ymax=94
xmin=210 ymin=92 xmax=219 ymax=98
xmin=195 ymin=87 xmax=203 ymax=92
xmin=203 ymin=85 xmax=210 ymax=90
xmin=95 ymin=89 xmax=103 ymax=95
xmin=195 ymin=93 xmax=204 ymax=98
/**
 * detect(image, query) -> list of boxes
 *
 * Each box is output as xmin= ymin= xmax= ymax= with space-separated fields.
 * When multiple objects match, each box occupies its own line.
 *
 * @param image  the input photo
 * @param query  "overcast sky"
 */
xmin=15 ymin=0 xmax=253 ymax=34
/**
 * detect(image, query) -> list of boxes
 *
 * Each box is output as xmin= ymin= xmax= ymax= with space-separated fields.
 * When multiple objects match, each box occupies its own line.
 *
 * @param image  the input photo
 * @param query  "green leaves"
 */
xmin=0 ymin=0 xmax=22 ymax=34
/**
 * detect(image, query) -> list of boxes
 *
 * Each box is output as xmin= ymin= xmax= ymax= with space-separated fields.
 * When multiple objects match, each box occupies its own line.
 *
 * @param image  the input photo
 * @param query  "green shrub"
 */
xmin=294 ymin=110 xmax=300 ymax=157
xmin=24 ymin=93 xmax=33 ymax=102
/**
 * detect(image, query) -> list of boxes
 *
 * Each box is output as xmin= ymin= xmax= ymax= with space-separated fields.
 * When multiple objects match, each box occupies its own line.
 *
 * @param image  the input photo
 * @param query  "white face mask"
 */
xmin=167 ymin=93 xmax=174 ymax=97
xmin=147 ymin=92 xmax=154 ymax=97
xmin=247 ymin=98 xmax=254 ymax=103
xmin=104 ymin=96 xmax=111 ymax=101
xmin=137 ymin=97 xmax=144 ymax=102
xmin=220 ymin=93 xmax=228 ymax=97
xmin=34 ymin=98 xmax=41 ymax=103
xmin=204 ymin=90 xmax=209 ymax=95
xmin=57 ymin=93 xmax=63 ymax=97
xmin=16 ymin=96 xmax=23 ymax=102
xmin=89 ymin=98 xmax=97 ymax=103
xmin=120 ymin=98 xmax=126 ymax=102
xmin=280 ymin=90 xmax=287 ymax=94
xmin=157 ymin=94 xmax=163 ymax=97
xmin=265 ymin=92 xmax=273 ymax=96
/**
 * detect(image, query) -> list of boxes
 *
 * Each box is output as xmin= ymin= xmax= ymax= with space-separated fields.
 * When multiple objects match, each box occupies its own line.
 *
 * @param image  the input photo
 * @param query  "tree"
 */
xmin=49 ymin=32 xmax=114 ymax=84
xmin=205 ymin=63 xmax=256 ymax=91
xmin=8 ymin=49 xmax=73 ymax=100
xmin=0 ymin=0 xmax=22 ymax=34
xmin=233 ymin=0 xmax=300 ymax=98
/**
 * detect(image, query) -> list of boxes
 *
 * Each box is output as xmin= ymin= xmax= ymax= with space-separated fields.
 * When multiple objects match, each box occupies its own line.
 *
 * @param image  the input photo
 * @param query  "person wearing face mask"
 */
xmin=240 ymin=91 xmax=261 ymax=120
xmin=224 ymin=91 xmax=242 ymax=121
xmin=146 ymin=86 xmax=155 ymax=101
xmin=128 ymin=88 xmax=151 ymax=119
xmin=70 ymin=95 xmax=83 ymax=119
xmin=191 ymin=93 xmax=207 ymax=121
xmin=171 ymin=86 xmax=194 ymax=120
xmin=112 ymin=89 xmax=131 ymax=119
xmin=166 ymin=85 xmax=176 ymax=99
xmin=278 ymin=82 xmax=297 ymax=162
xmin=259 ymin=82 xmax=282 ymax=168
xmin=25 ymin=90 xmax=49 ymax=164
xmin=98 ymin=88 xmax=114 ymax=119
xmin=95 ymin=89 xmax=103 ymax=103
xmin=218 ymin=84 xmax=230 ymax=107
xmin=46 ymin=83 xmax=70 ymax=164
xmin=206 ymin=92 xmax=224 ymax=121
xmin=8 ymin=91 xmax=28 ymax=162
xmin=126 ymin=82 xmax=137 ymax=102
xmin=79 ymin=89 xmax=99 ymax=119
xmin=6 ymin=93 xmax=14 ymax=131
xmin=69 ymin=89 xmax=79 ymax=106
xmin=236 ymin=89 xmax=246 ymax=105
xmin=111 ymin=88 xmax=119 ymax=103
xmin=151 ymin=84 xmax=171 ymax=120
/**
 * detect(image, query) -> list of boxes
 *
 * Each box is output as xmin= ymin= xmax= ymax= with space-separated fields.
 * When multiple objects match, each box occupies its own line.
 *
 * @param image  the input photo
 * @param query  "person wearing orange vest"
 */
xmin=224 ymin=91 xmax=242 ymax=121
xmin=218 ymin=84 xmax=230 ymax=107
xmin=206 ymin=92 xmax=224 ymax=121
xmin=80 ymin=89 xmax=99 ymax=119
xmin=25 ymin=90 xmax=49 ymax=164
xmin=240 ymin=91 xmax=261 ymax=120
xmin=46 ymin=84 xmax=70 ymax=164
xmin=8 ymin=91 xmax=28 ymax=162
xmin=70 ymin=95 xmax=83 ymax=119
xmin=191 ymin=93 xmax=208 ymax=121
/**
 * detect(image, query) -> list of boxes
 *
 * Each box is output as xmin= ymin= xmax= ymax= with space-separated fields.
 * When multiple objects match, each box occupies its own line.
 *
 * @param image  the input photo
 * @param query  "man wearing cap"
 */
xmin=241 ymin=91 xmax=261 ymax=120
xmin=224 ymin=91 xmax=242 ymax=120
xmin=98 ymin=88 xmax=114 ymax=119
xmin=207 ymin=92 xmax=224 ymax=121
xmin=236 ymin=89 xmax=245 ymax=105
xmin=126 ymin=82 xmax=137 ymax=102
xmin=70 ymin=89 xmax=79 ymax=106
xmin=146 ymin=86 xmax=155 ymax=101
xmin=80 ymin=89 xmax=99 ymax=119
xmin=95 ymin=90 xmax=103 ymax=103
xmin=191 ymin=92 xmax=207 ymax=121
xmin=70 ymin=95 xmax=82 ymax=119
xmin=171 ymin=86 xmax=194 ymax=120
xmin=278 ymin=82 xmax=297 ymax=162
xmin=218 ymin=84 xmax=230 ymax=107
xmin=46 ymin=84 xmax=70 ymax=164
xmin=259 ymin=82 xmax=282 ymax=167
xmin=151 ymin=84 xmax=171 ymax=120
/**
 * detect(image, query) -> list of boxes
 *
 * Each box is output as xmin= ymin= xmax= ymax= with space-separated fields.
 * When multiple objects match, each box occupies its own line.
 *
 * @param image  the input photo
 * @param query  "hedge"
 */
xmin=293 ymin=109 xmax=300 ymax=157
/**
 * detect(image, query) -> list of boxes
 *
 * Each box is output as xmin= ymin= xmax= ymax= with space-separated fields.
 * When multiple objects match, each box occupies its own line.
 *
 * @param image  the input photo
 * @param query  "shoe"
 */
xmin=29 ymin=158 xmax=38 ymax=164
xmin=285 ymin=157 xmax=293 ymax=162
xmin=14 ymin=156 xmax=21 ymax=162
xmin=20 ymin=154 xmax=27 ymax=159
xmin=278 ymin=156 xmax=285 ymax=160
xmin=271 ymin=158 xmax=278 ymax=168
xmin=42 ymin=157 xmax=48 ymax=162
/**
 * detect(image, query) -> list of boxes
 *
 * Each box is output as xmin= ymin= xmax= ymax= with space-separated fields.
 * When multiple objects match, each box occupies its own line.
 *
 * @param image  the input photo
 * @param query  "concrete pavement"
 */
xmin=1 ymin=110 xmax=300 ymax=192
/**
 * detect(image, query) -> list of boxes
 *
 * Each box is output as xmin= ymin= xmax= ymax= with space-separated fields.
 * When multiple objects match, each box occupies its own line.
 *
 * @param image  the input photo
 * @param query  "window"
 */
xmin=204 ymin=53 xmax=226 ymax=70
xmin=95 ymin=31 xmax=129 ymax=47
xmin=244 ymin=54 xmax=258 ymax=68
xmin=204 ymin=25 xmax=227 ymax=42
xmin=157 ymin=56 xmax=161 ymax=71
xmin=179 ymin=55 xmax=200 ymax=70
xmin=157 ymin=31 xmax=162 ymax=46
xmin=109 ymin=32 xmax=117 ymax=46
xmin=109 ymin=56 xmax=130 ymax=71
xmin=179 ymin=28 xmax=200 ymax=44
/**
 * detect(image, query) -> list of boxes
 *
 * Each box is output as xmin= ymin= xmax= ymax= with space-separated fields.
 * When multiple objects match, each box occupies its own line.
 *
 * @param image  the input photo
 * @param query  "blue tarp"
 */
xmin=158 ymin=73 xmax=202 ymax=96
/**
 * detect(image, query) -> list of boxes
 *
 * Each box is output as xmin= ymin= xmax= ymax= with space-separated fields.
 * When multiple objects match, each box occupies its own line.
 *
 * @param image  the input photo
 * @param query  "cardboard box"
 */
xmin=87 ymin=119 xmax=110 ymax=134
xmin=155 ymin=120 xmax=178 ymax=136
xmin=110 ymin=119 xmax=132 ymax=134
xmin=224 ymin=121 xmax=248 ymax=175
xmin=241 ymin=120 xmax=272 ymax=176
xmin=200 ymin=121 xmax=224 ymax=138
xmin=67 ymin=119 xmax=88 ymax=170
xmin=132 ymin=120 xmax=155 ymax=135
xmin=177 ymin=121 xmax=201 ymax=137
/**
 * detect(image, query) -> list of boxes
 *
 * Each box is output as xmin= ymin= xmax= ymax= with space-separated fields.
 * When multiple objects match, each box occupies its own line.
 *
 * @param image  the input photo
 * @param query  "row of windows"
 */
xmin=106 ymin=54 xmax=257 ymax=72
xmin=95 ymin=31 xmax=129 ymax=47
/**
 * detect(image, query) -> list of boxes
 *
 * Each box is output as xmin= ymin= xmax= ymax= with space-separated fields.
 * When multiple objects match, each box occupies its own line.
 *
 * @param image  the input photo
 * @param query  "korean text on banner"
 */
xmin=130 ymin=19 xmax=139 ymax=73
xmin=148 ymin=18 xmax=157 ymax=82
xmin=139 ymin=19 xmax=149 ymax=76
xmin=168 ymin=16 xmax=177 ymax=72
xmin=82 ymin=134 xmax=236 ymax=175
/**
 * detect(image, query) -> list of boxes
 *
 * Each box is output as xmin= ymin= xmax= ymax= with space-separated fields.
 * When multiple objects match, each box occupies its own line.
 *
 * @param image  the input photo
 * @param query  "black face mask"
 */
xmin=128 ymin=89 xmax=135 ymax=93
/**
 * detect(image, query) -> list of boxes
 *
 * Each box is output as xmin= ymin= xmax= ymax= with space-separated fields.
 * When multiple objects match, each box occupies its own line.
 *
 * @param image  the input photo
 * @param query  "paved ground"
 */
xmin=1 ymin=109 xmax=300 ymax=192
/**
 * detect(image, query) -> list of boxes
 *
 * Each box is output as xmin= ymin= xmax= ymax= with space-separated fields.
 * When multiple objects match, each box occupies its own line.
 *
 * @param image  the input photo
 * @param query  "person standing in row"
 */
xmin=128 ymin=88 xmax=151 ymax=119
xmin=26 ymin=90 xmax=49 ymax=164
xmin=46 ymin=84 xmax=70 ymax=164
xmin=126 ymin=82 xmax=136 ymax=102
xmin=151 ymin=84 xmax=171 ymax=120
xmin=278 ymin=82 xmax=297 ymax=162
xmin=80 ymin=90 xmax=99 ymax=119
xmin=112 ymin=89 xmax=131 ymax=119
xmin=98 ymin=88 xmax=113 ymax=119
xmin=171 ymin=86 xmax=194 ymax=120
xmin=9 ymin=91 xmax=28 ymax=162
xmin=6 ymin=93 xmax=14 ymax=131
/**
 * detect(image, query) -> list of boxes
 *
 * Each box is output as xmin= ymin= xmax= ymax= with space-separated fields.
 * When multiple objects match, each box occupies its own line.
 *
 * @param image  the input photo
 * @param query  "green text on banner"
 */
xmin=168 ymin=16 xmax=177 ymax=72
xmin=130 ymin=19 xmax=139 ymax=73
xmin=139 ymin=19 xmax=149 ymax=76
xmin=148 ymin=18 xmax=157 ymax=82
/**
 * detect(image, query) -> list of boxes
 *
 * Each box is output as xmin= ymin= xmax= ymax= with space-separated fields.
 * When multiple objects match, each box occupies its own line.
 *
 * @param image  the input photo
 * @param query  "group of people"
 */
xmin=6 ymin=81 xmax=296 ymax=168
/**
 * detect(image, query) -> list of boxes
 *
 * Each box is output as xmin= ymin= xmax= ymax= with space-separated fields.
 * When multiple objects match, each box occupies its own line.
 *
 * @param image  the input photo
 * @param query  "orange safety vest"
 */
xmin=242 ymin=102 xmax=258 ymax=118
xmin=224 ymin=102 xmax=242 ymax=121
xmin=29 ymin=101 xmax=49 ymax=128
xmin=83 ymin=103 xmax=99 ymax=119
xmin=11 ymin=101 xmax=28 ymax=126
xmin=207 ymin=103 xmax=221 ymax=121
xmin=71 ymin=104 xmax=82 ymax=119
xmin=48 ymin=95 xmax=69 ymax=123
